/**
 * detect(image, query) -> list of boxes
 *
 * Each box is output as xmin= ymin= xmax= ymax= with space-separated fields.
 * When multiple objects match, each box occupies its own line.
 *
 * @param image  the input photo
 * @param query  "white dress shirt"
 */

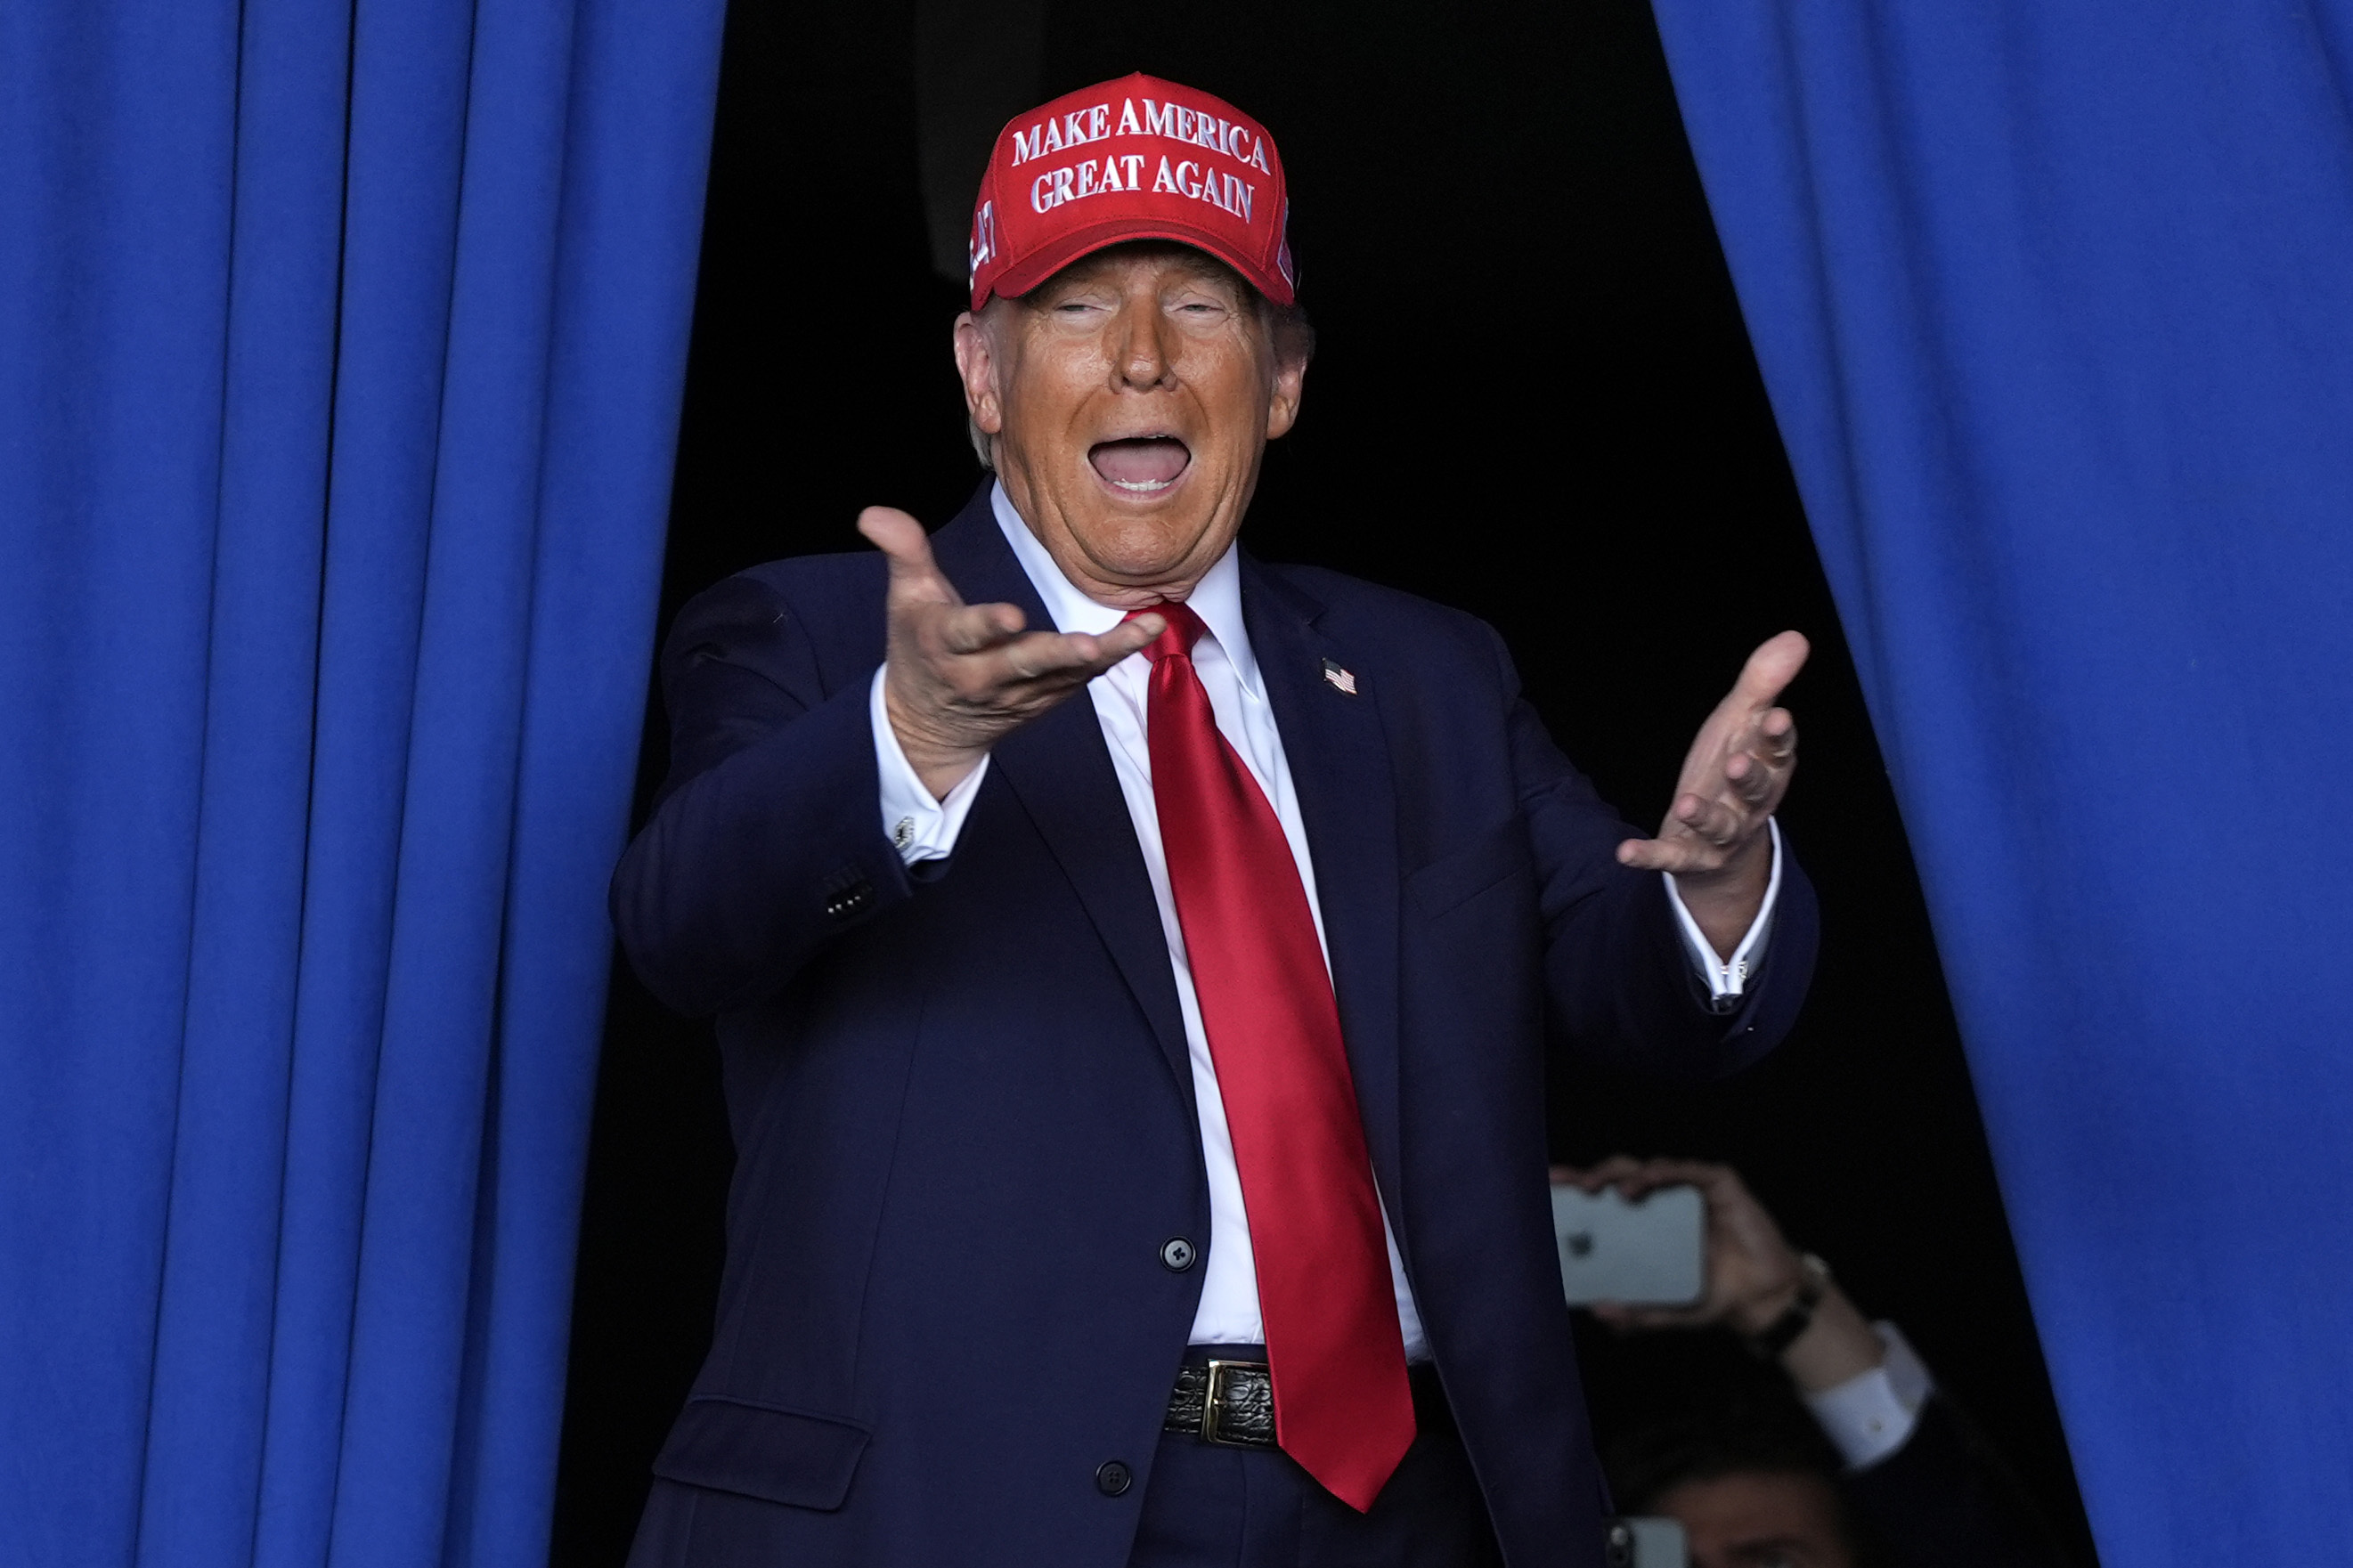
xmin=871 ymin=482 xmax=1782 ymax=1354
xmin=1805 ymin=1320 xmax=1934 ymax=1468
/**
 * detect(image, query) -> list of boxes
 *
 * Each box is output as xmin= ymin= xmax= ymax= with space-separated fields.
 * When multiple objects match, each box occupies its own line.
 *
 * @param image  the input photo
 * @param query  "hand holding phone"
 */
xmin=1552 ymin=1157 xmax=1812 ymax=1334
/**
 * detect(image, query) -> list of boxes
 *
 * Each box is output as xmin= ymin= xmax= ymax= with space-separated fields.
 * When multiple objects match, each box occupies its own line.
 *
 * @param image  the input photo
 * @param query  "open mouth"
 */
xmin=1087 ymin=436 xmax=1192 ymax=497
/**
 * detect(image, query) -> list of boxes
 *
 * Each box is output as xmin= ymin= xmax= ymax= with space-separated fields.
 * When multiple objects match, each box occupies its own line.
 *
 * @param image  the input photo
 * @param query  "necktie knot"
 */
xmin=1126 ymin=601 xmax=1206 ymax=663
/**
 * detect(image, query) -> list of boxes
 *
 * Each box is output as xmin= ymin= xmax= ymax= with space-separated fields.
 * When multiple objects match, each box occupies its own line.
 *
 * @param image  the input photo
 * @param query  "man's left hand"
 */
xmin=1617 ymin=630 xmax=1808 ymax=955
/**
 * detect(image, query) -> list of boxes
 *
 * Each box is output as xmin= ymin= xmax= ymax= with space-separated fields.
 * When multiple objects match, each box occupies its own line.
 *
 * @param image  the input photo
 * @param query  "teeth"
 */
xmin=1111 ymin=478 xmax=1172 ymax=492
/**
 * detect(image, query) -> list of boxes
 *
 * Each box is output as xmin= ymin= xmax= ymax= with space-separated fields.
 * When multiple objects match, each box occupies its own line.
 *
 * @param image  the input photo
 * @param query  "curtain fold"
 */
xmin=0 ymin=0 xmax=726 ymax=1562
xmin=1648 ymin=4 xmax=2353 ymax=1564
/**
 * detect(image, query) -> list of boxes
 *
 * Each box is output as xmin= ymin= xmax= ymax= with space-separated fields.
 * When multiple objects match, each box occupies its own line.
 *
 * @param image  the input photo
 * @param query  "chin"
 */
xmin=1067 ymin=505 xmax=1217 ymax=582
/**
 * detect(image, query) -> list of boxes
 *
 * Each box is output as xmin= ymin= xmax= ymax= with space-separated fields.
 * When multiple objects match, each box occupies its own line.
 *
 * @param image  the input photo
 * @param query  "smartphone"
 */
xmin=1551 ymin=1182 xmax=1706 ymax=1306
xmin=1605 ymin=1516 xmax=1690 ymax=1568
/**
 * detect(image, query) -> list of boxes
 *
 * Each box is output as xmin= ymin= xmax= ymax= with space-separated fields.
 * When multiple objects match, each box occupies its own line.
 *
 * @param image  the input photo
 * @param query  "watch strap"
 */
xmin=1746 ymin=1253 xmax=1830 ymax=1359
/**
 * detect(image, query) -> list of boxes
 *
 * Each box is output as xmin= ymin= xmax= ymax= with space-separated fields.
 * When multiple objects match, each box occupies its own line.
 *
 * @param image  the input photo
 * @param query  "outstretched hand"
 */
xmin=859 ymin=508 xmax=1163 ymax=799
xmin=1617 ymin=630 xmax=1808 ymax=954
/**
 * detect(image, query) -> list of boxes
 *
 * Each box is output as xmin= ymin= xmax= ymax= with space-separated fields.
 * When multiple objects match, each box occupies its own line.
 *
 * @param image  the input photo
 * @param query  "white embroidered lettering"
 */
xmin=967 ymin=199 xmax=995 ymax=277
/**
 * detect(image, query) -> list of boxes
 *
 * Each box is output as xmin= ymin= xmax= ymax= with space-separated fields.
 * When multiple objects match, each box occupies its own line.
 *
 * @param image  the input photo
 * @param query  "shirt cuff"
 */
xmin=872 ymin=665 xmax=987 ymax=864
xmin=1803 ymin=1320 xmax=1934 ymax=1471
xmin=1665 ymin=817 xmax=1782 ymax=1003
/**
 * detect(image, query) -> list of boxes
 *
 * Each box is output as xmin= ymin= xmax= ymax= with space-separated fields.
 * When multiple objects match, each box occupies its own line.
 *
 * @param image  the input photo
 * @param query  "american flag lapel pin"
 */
xmin=1321 ymin=658 xmax=1358 ymax=696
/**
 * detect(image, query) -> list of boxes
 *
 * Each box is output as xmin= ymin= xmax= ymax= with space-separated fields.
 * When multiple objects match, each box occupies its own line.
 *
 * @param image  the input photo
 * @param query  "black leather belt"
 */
xmin=1164 ymin=1358 xmax=1450 ymax=1449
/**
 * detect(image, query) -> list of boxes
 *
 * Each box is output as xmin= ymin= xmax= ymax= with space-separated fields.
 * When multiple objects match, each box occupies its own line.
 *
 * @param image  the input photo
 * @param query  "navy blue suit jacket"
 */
xmin=612 ymin=485 xmax=1818 ymax=1566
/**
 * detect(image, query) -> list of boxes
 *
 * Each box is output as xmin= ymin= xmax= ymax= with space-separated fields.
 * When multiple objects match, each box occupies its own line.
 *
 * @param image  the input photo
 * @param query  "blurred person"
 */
xmin=1608 ymin=1402 xmax=1871 ymax=1568
xmin=1558 ymin=1158 xmax=2075 ymax=1568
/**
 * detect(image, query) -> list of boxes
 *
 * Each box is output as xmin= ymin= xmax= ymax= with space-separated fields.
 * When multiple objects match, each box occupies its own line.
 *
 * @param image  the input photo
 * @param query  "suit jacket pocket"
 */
xmin=651 ymin=1394 xmax=873 ymax=1510
xmin=1406 ymin=816 xmax=1534 ymax=918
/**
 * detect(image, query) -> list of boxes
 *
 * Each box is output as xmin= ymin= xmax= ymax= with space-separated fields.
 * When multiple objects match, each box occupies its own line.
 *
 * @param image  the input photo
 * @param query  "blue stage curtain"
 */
xmin=1649 ymin=4 xmax=2353 ymax=1562
xmin=0 ymin=0 xmax=723 ymax=1562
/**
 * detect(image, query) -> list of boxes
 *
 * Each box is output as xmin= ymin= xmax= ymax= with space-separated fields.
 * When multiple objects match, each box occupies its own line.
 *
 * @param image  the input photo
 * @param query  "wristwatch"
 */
xmin=1745 ymin=1252 xmax=1831 ymax=1359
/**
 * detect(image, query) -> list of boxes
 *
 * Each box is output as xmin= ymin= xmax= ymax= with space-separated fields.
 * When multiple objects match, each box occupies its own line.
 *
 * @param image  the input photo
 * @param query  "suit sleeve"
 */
xmin=610 ymin=572 xmax=914 ymax=1018
xmin=1844 ymin=1398 xmax=2080 ymax=1568
xmin=1492 ymin=627 xmax=1820 ymax=1076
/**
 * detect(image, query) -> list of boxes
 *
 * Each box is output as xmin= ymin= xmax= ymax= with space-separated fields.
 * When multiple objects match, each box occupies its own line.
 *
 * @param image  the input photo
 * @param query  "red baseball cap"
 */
xmin=966 ymin=73 xmax=1296 ymax=311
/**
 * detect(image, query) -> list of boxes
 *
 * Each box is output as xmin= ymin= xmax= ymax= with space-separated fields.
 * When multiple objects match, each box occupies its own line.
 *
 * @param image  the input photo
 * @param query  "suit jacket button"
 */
xmin=1095 ymin=1459 xmax=1133 ymax=1496
xmin=1160 ymin=1237 xmax=1196 ymax=1271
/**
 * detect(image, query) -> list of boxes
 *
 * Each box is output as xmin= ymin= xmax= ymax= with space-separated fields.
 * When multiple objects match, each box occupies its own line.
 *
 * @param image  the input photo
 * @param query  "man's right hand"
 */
xmin=859 ymin=507 xmax=1164 ymax=800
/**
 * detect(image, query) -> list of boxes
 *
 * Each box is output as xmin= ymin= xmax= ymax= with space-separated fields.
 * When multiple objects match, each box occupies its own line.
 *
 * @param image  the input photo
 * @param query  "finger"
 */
xmin=1725 ymin=761 xmax=1795 ymax=827
xmin=859 ymin=507 xmax=961 ymax=608
xmin=950 ymin=612 xmax=1163 ymax=677
xmin=937 ymin=600 xmax=1028 ymax=654
xmin=1617 ymin=835 xmax=1703 ymax=873
xmin=980 ymin=627 xmax=1149 ymax=686
xmin=1722 ymin=746 xmax=1781 ymax=808
xmin=1563 ymin=1155 xmax=1646 ymax=1193
xmin=1725 ymin=630 xmax=1810 ymax=713
xmin=1092 ymin=612 xmax=1164 ymax=665
xmin=1692 ymin=1164 xmax=1766 ymax=1220
xmin=1668 ymin=790 xmax=1748 ymax=848
xmin=1622 ymin=1161 xmax=1740 ymax=1220
xmin=1727 ymin=709 xmax=1798 ymax=776
xmin=1610 ymin=1165 xmax=1688 ymax=1201
xmin=1592 ymin=1303 xmax=1716 ymax=1332
xmin=1625 ymin=1158 xmax=1732 ymax=1190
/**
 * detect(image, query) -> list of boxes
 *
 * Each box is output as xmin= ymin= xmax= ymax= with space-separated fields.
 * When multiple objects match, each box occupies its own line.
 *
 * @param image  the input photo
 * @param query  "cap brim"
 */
xmin=977 ymin=215 xmax=1293 ymax=310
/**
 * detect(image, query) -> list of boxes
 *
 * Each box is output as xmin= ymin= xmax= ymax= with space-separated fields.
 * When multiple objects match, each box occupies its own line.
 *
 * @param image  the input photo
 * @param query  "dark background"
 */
xmin=550 ymin=1 xmax=2097 ymax=1562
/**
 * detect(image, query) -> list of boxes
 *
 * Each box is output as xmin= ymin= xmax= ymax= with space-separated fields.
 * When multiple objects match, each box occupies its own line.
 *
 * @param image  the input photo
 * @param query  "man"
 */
xmin=615 ymin=72 xmax=1816 ymax=1568
xmin=1565 ymin=1158 xmax=2075 ymax=1568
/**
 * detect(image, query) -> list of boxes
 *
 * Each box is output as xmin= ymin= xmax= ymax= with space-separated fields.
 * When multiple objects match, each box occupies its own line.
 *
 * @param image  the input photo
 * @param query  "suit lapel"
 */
xmin=1241 ymin=558 xmax=1408 ymax=1233
xmin=928 ymin=492 xmax=1197 ymax=1112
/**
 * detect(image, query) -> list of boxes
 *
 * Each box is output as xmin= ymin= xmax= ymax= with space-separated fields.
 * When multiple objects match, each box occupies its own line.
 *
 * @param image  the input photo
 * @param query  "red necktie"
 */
xmin=1131 ymin=602 xmax=1414 ymax=1511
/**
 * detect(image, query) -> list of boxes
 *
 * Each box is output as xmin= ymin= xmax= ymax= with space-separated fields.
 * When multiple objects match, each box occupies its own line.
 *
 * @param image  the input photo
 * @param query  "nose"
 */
xmin=1111 ymin=297 xmax=1176 ymax=391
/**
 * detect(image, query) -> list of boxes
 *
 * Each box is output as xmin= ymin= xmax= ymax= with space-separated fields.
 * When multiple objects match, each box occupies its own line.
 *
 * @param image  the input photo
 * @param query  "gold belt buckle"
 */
xmin=1200 ymin=1359 xmax=1263 ymax=1447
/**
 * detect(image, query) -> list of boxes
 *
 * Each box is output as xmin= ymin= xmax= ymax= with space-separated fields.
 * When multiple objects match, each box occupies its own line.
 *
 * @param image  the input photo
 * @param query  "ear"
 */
xmin=1264 ymin=348 xmax=1307 ymax=441
xmin=953 ymin=312 xmax=1005 ymax=439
